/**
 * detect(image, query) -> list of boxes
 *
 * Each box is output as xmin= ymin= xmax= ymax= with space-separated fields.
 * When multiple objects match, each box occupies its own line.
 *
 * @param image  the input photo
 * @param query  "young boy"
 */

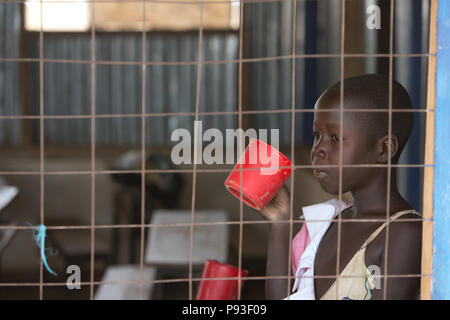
xmin=259 ymin=74 xmax=422 ymax=300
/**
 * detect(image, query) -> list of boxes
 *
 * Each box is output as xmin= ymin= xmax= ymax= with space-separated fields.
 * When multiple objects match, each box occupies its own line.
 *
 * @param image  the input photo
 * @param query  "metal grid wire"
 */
xmin=0 ymin=0 xmax=435 ymax=300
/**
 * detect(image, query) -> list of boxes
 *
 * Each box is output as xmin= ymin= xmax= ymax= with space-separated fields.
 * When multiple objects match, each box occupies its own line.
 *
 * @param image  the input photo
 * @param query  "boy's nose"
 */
xmin=310 ymin=146 xmax=327 ymax=162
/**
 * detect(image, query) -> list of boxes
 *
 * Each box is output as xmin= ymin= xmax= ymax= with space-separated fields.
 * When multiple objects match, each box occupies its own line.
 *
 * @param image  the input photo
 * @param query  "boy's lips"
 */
xmin=313 ymin=169 xmax=329 ymax=179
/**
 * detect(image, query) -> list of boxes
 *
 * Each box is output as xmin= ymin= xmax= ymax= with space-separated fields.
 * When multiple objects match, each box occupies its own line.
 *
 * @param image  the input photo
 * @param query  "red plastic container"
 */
xmin=196 ymin=260 xmax=248 ymax=300
xmin=224 ymin=139 xmax=294 ymax=210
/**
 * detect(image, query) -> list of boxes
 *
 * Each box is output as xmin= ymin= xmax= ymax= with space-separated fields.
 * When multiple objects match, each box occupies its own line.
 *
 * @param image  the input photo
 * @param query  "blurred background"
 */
xmin=0 ymin=0 xmax=429 ymax=299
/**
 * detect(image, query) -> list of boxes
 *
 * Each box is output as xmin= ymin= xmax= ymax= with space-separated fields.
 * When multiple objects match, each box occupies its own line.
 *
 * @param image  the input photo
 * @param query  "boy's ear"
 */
xmin=377 ymin=135 xmax=399 ymax=163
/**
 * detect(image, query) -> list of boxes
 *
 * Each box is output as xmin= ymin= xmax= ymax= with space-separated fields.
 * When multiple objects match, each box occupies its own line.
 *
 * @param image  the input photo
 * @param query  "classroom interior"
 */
xmin=0 ymin=0 xmax=431 ymax=300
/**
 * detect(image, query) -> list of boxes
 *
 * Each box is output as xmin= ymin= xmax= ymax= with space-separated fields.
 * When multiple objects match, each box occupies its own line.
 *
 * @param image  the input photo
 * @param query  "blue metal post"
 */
xmin=432 ymin=0 xmax=450 ymax=300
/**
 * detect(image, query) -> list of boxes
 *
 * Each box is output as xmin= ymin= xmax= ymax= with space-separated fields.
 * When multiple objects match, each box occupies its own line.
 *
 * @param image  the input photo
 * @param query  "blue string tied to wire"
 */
xmin=29 ymin=224 xmax=58 ymax=276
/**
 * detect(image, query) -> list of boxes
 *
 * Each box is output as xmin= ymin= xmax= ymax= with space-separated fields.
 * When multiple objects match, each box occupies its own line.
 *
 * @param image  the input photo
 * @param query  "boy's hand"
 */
xmin=258 ymin=185 xmax=291 ymax=221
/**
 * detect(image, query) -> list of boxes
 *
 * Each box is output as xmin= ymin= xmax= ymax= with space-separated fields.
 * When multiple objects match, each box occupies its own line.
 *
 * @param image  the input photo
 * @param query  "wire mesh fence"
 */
xmin=0 ymin=0 xmax=435 ymax=300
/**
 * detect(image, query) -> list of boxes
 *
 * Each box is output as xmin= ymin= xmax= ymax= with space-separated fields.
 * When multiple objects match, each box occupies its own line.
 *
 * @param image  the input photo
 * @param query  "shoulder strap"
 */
xmin=361 ymin=209 xmax=421 ymax=249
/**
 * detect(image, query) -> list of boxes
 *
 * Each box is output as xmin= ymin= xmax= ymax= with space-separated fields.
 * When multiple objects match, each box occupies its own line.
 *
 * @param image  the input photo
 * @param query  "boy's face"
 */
xmin=310 ymin=93 xmax=382 ymax=195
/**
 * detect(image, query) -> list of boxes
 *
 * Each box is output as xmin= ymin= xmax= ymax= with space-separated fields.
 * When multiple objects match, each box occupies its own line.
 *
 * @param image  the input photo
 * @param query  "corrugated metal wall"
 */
xmin=0 ymin=1 xmax=303 ymax=147
xmin=26 ymin=33 xmax=238 ymax=146
xmin=27 ymin=1 xmax=300 ymax=147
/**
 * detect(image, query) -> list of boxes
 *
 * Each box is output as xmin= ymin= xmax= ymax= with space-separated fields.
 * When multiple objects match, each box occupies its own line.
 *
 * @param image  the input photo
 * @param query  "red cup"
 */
xmin=197 ymin=260 xmax=247 ymax=300
xmin=224 ymin=138 xmax=294 ymax=210
xmin=196 ymin=260 xmax=248 ymax=300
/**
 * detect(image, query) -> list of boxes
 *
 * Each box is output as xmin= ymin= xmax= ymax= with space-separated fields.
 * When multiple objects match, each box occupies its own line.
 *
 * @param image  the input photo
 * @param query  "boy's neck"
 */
xmin=349 ymin=169 xmax=411 ymax=218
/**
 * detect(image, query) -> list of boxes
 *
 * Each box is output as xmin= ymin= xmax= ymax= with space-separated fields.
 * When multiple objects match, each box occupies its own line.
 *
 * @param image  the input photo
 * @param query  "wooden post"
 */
xmin=420 ymin=0 xmax=437 ymax=301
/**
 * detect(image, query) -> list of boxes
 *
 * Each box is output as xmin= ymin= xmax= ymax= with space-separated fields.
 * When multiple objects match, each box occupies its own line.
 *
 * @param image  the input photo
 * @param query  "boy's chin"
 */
xmin=318 ymin=182 xmax=346 ymax=196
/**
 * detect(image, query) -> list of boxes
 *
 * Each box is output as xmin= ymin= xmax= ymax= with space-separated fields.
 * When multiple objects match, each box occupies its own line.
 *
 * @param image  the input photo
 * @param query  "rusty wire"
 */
xmin=0 ymin=0 xmax=432 ymax=300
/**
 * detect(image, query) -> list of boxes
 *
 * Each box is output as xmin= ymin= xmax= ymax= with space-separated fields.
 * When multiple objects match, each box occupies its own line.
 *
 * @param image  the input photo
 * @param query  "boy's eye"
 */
xmin=331 ymin=134 xmax=341 ymax=142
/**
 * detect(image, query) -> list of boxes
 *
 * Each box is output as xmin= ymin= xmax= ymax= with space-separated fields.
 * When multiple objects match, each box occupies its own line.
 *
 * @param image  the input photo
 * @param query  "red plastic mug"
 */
xmin=196 ymin=260 xmax=248 ymax=300
xmin=224 ymin=139 xmax=294 ymax=210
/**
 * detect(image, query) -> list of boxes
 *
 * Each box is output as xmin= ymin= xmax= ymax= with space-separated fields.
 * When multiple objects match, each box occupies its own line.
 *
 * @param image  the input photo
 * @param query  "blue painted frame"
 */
xmin=432 ymin=0 xmax=450 ymax=300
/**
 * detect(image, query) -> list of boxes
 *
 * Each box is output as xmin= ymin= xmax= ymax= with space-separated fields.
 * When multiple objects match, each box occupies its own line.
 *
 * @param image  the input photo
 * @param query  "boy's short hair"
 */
xmin=321 ymin=74 xmax=414 ymax=162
